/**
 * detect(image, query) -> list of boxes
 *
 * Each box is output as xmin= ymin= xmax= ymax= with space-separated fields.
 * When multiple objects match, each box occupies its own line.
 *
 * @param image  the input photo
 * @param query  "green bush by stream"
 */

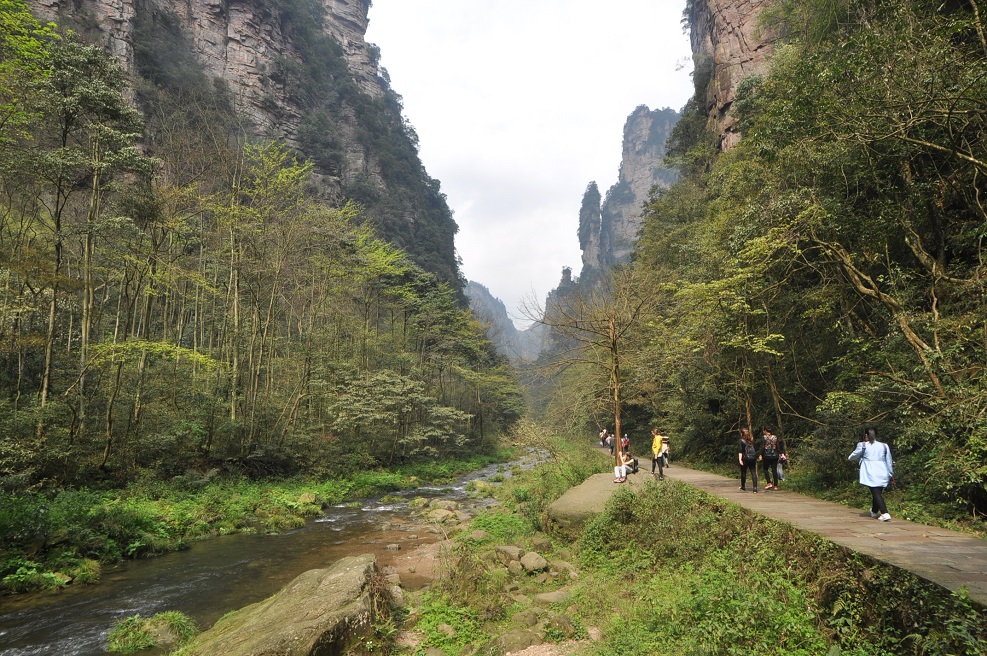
xmin=0 ymin=451 xmax=510 ymax=595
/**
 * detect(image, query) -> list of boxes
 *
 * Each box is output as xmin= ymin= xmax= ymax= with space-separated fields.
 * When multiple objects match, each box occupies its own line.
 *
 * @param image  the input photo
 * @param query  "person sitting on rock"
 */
xmin=613 ymin=450 xmax=634 ymax=483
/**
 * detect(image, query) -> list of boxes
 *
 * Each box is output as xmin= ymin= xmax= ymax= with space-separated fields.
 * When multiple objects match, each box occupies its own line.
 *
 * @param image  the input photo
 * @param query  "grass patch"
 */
xmin=468 ymin=509 xmax=534 ymax=542
xmin=412 ymin=591 xmax=489 ymax=654
xmin=106 ymin=611 xmax=198 ymax=653
xmin=573 ymin=479 xmax=987 ymax=655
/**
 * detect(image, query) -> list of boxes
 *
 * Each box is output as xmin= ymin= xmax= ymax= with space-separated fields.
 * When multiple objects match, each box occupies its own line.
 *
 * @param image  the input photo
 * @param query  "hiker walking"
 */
xmin=759 ymin=426 xmax=786 ymax=490
xmin=848 ymin=427 xmax=894 ymax=521
xmin=651 ymin=428 xmax=670 ymax=480
xmin=738 ymin=428 xmax=758 ymax=493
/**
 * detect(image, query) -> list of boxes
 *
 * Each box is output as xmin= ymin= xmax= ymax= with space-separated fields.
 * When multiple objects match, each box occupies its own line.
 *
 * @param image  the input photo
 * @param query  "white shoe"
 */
xmin=869 ymin=510 xmax=879 ymax=518
xmin=878 ymin=513 xmax=891 ymax=522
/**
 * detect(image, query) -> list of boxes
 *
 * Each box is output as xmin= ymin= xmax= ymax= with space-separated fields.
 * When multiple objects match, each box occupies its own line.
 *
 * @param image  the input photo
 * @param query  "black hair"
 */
xmin=865 ymin=427 xmax=878 ymax=441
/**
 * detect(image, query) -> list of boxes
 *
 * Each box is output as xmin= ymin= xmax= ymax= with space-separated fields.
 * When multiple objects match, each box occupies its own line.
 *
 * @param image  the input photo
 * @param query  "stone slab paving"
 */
xmin=647 ymin=464 xmax=987 ymax=607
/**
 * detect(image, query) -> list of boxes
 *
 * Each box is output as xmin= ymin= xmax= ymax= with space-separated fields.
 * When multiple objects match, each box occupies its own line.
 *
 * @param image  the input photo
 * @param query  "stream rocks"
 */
xmin=453 ymin=537 xmax=582 ymax=656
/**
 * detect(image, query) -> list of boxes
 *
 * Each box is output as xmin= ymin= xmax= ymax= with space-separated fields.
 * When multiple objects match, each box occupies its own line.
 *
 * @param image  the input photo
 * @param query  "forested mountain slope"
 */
xmin=25 ymin=0 xmax=461 ymax=285
xmin=0 ymin=0 xmax=521 ymax=491
xmin=637 ymin=0 xmax=987 ymax=514
xmin=535 ymin=0 xmax=987 ymax=520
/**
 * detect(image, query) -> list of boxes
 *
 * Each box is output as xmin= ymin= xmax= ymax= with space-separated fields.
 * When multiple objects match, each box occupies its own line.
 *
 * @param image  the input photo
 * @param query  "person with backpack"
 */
xmin=848 ymin=427 xmax=894 ymax=521
xmin=738 ymin=427 xmax=758 ymax=493
xmin=759 ymin=426 xmax=786 ymax=490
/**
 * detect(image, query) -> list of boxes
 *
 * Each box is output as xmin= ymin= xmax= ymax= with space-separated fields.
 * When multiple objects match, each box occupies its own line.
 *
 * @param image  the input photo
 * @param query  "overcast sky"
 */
xmin=365 ymin=1 xmax=695 ymax=328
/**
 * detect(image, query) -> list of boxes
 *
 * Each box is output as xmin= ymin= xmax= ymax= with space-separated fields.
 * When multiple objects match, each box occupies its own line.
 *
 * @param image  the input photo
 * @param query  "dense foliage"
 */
xmin=537 ymin=0 xmax=987 ymax=519
xmin=0 ymin=1 xmax=523 ymax=493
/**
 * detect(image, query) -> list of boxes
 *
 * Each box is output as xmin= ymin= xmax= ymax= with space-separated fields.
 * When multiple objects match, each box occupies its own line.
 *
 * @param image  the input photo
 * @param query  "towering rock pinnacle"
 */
xmin=579 ymin=106 xmax=679 ymax=279
xmin=689 ymin=0 xmax=776 ymax=150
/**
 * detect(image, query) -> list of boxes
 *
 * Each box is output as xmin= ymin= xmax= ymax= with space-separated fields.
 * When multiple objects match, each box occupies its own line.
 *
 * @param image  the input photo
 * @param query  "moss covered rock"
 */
xmin=179 ymin=554 xmax=379 ymax=656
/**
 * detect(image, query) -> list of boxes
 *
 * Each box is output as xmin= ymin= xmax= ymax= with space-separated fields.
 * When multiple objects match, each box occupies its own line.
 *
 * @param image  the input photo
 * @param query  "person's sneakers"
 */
xmin=764 ymin=483 xmax=774 ymax=490
xmin=739 ymin=487 xmax=747 ymax=491
xmin=879 ymin=513 xmax=891 ymax=522
xmin=869 ymin=510 xmax=879 ymax=518
xmin=613 ymin=478 xmax=621 ymax=483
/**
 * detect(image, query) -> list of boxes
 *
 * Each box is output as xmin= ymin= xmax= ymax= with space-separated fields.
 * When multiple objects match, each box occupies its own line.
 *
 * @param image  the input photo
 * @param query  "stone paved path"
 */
xmin=556 ymin=461 xmax=987 ymax=607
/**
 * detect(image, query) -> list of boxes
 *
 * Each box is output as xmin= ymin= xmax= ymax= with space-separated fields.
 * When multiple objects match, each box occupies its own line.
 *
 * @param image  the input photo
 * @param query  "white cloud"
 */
xmin=365 ymin=1 xmax=695 ymax=328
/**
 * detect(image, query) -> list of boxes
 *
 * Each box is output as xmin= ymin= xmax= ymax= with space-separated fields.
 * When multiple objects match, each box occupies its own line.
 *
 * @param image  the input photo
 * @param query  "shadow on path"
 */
xmin=555 ymin=461 xmax=987 ymax=607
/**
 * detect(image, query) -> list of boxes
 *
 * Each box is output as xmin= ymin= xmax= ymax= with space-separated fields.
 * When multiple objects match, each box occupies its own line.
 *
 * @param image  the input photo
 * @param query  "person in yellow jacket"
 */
xmin=650 ymin=428 xmax=670 ymax=480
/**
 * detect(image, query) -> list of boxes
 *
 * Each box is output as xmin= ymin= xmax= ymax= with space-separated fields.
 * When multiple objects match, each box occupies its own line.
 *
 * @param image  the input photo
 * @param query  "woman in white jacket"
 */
xmin=848 ymin=427 xmax=894 ymax=521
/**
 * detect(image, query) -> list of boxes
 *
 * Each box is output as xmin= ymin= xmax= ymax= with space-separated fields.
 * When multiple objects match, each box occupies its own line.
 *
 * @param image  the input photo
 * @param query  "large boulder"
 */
xmin=180 ymin=554 xmax=380 ymax=656
xmin=544 ymin=473 xmax=618 ymax=541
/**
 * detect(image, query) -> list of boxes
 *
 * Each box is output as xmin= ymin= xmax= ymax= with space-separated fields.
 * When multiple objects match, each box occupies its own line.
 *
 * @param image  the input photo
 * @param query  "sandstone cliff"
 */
xmin=28 ymin=0 xmax=380 ymax=149
xmin=579 ymin=105 xmax=679 ymax=279
xmin=26 ymin=0 xmax=461 ymax=285
xmin=689 ymin=0 xmax=776 ymax=149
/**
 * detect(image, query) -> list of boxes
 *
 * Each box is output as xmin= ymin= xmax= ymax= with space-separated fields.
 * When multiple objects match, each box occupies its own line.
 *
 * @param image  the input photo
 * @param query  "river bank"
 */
xmin=0 ymin=454 xmax=522 ymax=655
xmin=0 ymin=451 xmax=511 ymax=599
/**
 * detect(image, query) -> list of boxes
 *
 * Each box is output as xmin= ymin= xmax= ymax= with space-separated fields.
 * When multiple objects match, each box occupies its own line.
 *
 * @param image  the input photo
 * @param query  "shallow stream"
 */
xmin=0 ymin=460 xmax=517 ymax=655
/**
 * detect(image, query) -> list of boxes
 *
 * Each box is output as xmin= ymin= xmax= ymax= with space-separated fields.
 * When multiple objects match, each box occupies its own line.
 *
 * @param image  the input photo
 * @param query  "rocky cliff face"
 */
xmin=26 ymin=0 xmax=461 ymax=286
xmin=466 ymin=281 xmax=546 ymax=362
xmin=579 ymin=106 xmax=679 ymax=279
xmin=689 ymin=0 xmax=776 ymax=149
xmin=29 ymin=0 xmax=381 ymax=143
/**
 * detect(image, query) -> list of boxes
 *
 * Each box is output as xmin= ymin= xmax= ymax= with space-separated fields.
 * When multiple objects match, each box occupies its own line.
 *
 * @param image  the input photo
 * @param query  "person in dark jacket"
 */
xmin=738 ymin=428 xmax=758 ymax=493
xmin=759 ymin=426 xmax=786 ymax=490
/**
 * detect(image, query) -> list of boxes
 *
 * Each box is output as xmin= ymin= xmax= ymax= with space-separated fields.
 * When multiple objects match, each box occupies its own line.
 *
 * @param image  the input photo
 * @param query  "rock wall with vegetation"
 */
xmin=0 ymin=1 xmax=523 ymax=497
xmin=578 ymin=105 xmax=679 ymax=281
xmin=465 ymin=281 xmax=547 ymax=363
xmin=688 ymin=0 xmax=776 ymax=149
xmin=26 ymin=0 xmax=461 ymax=285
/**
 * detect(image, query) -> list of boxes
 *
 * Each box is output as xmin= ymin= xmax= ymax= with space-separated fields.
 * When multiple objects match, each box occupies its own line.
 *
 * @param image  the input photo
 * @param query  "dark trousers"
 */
xmin=869 ymin=486 xmax=888 ymax=515
xmin=652 ymin=455 xmax=666 ymax=478
xmin=740 ymin=459 xmax=758 ymax=490
xmin=762 ymin=456 xmax=780 ymax=486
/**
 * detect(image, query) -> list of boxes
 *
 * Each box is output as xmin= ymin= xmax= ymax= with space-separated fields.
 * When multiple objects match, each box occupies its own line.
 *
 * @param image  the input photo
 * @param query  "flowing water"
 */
xmin=0 ymin=460 xmax=520 ymax=656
